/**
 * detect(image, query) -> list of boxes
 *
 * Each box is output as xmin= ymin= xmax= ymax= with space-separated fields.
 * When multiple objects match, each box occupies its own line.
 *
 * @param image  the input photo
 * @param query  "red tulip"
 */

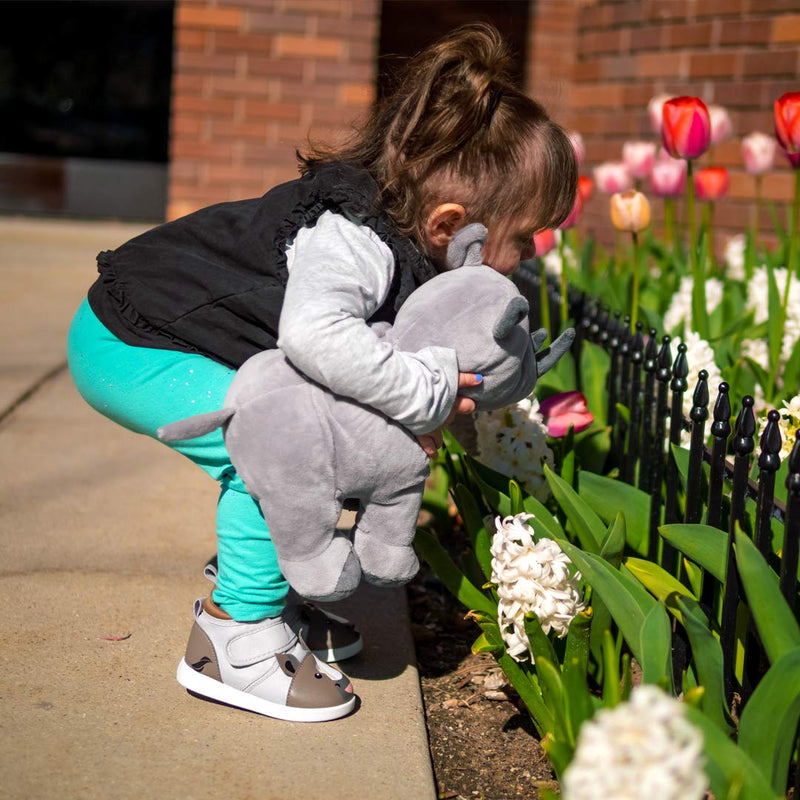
xmin=578 ymin=175 xmax=594 ymax=203
xmin=539 ymin=391 xmax=594 ymax=437
xmin=661 ymin=96 xmax=711 ymax=160
xmin=533 ymin=229 xmax=556 ymax=257
xmin=693 ymin=167 xmax=729 ymax=201
xmin=774 ymin=91 xmax=800 ymax=167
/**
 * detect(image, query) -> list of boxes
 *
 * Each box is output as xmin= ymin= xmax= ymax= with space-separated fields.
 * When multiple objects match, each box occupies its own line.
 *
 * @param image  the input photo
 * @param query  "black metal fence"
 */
xmin=513 ymin=263 xmax=800 ymax=711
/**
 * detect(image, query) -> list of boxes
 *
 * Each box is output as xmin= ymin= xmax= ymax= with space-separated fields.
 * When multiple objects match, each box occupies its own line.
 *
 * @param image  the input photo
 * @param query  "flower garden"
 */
xmin=418 ymin=92 xmax=800 ymax=799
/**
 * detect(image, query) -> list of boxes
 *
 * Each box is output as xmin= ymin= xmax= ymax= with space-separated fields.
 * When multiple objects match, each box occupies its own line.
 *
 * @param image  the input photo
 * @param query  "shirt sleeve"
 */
xmin=278 ymin=211 xmax=458 ymax=434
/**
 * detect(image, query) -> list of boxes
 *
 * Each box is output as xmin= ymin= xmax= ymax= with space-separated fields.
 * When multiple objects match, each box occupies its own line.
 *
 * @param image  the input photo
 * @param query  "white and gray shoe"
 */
xmin=176 ymin=597 xmax=356 ymax=722
xmin=203 ymin=555 xmax=364 ymax=663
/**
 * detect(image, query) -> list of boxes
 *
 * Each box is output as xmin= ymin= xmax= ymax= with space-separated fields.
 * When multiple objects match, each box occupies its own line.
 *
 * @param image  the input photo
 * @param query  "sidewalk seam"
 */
xmin=0 ymin=361 xmax=68 ymax=426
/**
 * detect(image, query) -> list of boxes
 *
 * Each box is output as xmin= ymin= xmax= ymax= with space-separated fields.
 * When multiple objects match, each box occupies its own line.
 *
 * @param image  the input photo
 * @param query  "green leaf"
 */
xmin=497 ymin=652 xmax=554 ymax=738
xmin=765 ymin=262 xmax=784 ymax=377
xmin=559 ymin=543 xmax=658 ymax=670
xmin=465 ymin=456 xmax=512 ymax=516
xmin=578 ymin=472 xmax=651 ymax=554
xmin=600 ymin=511 xmax=627 ymax=567
xmin=580 ymin=340 xmax=610 ymax=427
xmin=659 ymin=523 xmax=728 ymax=582
xmin=601 ymin=628 xmax=620 ymax=707
xmin=544 ymin=463 xmax=606 ymax=553
xmin=738 ymin=647 xmax=800 ymax=795
xmin=452 ymin=483 xmax=493 ymax=579
xmin=413 ymin=528 xmax=496 ymax=617
xmin=471 ymin=630 xmax=503 ymax=655
xmin=522 ymin=494 xmax=568 ymax=543
xmin=734 ymin=527 xmax=800 ymax=664
xmin=639 ymin=602 xmax=674 ymax=689
xmin=562 ymin=613 xmax=595 ymax=742
xmin=624 ymin=557 xmax=695 ymax=613
xmin=673 ymin=594 xmax=733 ymax=734
xmin=510 ymin=479 xmax=525 ymax=515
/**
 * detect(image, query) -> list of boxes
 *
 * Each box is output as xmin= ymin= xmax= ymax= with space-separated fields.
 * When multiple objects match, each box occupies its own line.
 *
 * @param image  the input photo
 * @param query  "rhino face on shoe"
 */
xmin=158 ymin=224 xmax=574 ymax=603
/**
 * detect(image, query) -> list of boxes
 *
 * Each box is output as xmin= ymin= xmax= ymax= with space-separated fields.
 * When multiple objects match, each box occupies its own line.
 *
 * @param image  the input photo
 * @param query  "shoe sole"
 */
xmin=176 ymin=659 xmax=356 ymax=722
xmin=311 ymin=636 xmax=364 ymax=663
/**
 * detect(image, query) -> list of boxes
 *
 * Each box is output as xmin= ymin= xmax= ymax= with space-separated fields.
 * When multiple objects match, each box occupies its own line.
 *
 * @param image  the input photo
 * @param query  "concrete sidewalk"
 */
xmin=0 ymin=217 xmax=436 ymax=800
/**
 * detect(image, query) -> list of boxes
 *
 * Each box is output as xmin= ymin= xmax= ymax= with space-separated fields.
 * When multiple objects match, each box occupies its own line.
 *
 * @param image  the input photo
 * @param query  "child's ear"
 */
xmin=424 ymin=203 xmax=467 ymax=250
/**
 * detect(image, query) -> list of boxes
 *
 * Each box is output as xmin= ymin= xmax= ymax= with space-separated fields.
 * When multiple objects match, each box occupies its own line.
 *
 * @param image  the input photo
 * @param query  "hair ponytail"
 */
xmin=300 ymin=23 xmax=577 ymax=248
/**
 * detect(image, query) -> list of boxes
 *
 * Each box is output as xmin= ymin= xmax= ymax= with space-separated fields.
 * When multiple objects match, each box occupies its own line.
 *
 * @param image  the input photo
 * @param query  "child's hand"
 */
xmin=415 ymin=372 xmax=481 ymax=457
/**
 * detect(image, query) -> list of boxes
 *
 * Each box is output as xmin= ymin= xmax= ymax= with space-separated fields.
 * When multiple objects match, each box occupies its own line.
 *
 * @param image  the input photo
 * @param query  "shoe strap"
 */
xmin=226 ymin=617 xmax=300 ymax=668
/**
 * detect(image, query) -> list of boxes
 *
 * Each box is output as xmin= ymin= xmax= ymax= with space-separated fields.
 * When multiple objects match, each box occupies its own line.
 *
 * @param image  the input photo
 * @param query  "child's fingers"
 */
xmin=458 ymin=371 xmax=483 ymax=388
xmin=416 ymin=431 xmax=443 ymax=458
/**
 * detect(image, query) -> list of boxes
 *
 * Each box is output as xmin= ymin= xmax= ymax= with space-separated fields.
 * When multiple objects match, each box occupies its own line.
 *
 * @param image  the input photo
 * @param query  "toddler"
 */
xmin=67 ymin=23 xmax=577 ymax=722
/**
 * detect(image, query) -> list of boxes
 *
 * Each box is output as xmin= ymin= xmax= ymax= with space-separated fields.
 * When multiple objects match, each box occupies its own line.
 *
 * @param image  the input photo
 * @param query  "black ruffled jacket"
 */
xmin=88 ymin=162 xmax=436 ymax=369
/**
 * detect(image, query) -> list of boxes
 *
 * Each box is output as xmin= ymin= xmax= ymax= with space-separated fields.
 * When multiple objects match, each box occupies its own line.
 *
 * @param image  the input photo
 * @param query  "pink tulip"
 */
xmin=662 ymin=96 xmax=712 ymax=160
xmin=593 ymin=161 xmax=633 ymax=194
xmin=741 ymin=132 xmax=776 ymax=175
xmin=568 ymin=131 xmax=585 ymax=166
xmin=559 ymin=194 xmax=583 ymax=230
xmin=649 ymin=157 xmax=687 ymax=197
xmin=693 ymin=167 xmax=729 ymax=201
xmin=533 ymin=229 xmax=556 ymax=257
xmin=647 ymin=93 xmax=672 ymax=133
xmin=622 ymin=141 xmax=657 ymax=179
xmin=539 ymin=391 xmax=594 ymax=437
xmin=708 ymin=104 xmax=733 ymax=145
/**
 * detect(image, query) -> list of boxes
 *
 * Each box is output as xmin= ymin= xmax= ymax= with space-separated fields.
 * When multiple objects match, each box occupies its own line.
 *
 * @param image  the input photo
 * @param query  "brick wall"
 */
xmin=168 ymin=0 xmax=379 ymax=220
xmin=528 ymin=0 xmax=800 ymax=249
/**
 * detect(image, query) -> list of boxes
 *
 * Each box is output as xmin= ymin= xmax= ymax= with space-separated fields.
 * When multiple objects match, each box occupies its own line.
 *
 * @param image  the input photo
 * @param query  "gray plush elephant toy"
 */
xmin=159 ymin=224 xmax=574 ymax=602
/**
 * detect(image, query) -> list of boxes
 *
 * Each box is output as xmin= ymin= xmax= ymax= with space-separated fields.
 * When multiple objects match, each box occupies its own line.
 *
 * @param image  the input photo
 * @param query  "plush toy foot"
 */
xmin=353 ymin=529 xmax=419 ymax=587
xmin=279 ymin=538 xmax=362 ymax=603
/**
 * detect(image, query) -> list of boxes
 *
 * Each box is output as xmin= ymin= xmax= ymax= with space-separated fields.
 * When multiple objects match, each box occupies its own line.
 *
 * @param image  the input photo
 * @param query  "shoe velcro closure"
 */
xmin=226 ymin=618 xmax=299 ymax=667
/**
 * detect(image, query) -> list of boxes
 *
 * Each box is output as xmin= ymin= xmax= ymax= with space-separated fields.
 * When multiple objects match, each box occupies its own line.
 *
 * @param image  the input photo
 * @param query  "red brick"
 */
xmin=572 ymin=83 xmax=625 ymax=109
xmin=713 ymin=80 xmax=768 ymax=108
xmin=213 ymin=31 xmax=273 ymax=54
xmin=579 ymin=4 xmax=612 ymax=29
xmin=280 ymin=0 xmax=349 ymax=15
xmin=176 ymin=52 xmax=238 ymax=75
xmin=242 ymin=142 xmax=297 ymax=162
xmin=622 ymin=84 xmax=658 ymax=107
xmin=246 ymin=55 xmax=305 ymax=79
xmin=172 ymin=140 xmax=236 ymax=160
xmin=176 ymin=4 xmax=242 ymax=31
xmin=205 ymin=164 xmax=269 ymax=185
xmin=611 ymin=3 xmax=645 ymax=25
xmin=339 ymin=82 xmax=374 ymax=106
xmin=772 ymin=14 xmax=800 ymax=43
xmin=173 ymin=95 xmax=237 ymax=116
xmin=628 ymin=25 xmax=663 ymax=52
xmin=320 ymin=16 xmax=378 ymax=40
xmin=694 ymin=0 xmax=748 ymax=17
xmin=209 ymin=119 xmax=268 ymax=140
xmin=176 ymin=28 xmax=206 ymax=51
xmin=277 ymin=80 xmax=337 ymax=103
xmin=210 ymin=76 xmax=274 ymax=97
xmin=308 ymin=60 xmax=375 ymax=84
xmin=750 ymin=0 xmax=800 ymax=10
xmin=719 ymin=18 xmax=773 ymax=46
xmin=243 ymin=99 xmax=302 ymax=122
xmin=727 ymin=171 xmax=755 ymax=199
xmin=597 ymin=54 xmax=636 ymax=80
xmin=646 ymin=0 xmax=694 ymax=21
xmin=767 ymin=79 xmax=800 ymax=102
xmin=664 ymin=21 xmax=713 ymax=49
xmin=689 ymin=52 xmax=740 ymax=78
xmin=742 ymin=48 xmax=799 ymax=76
xmin=173 ymin=73 xmax=204 ymax=94
xmin=248 ymin=11 xmax=307 ymax=34
xmin=308 ymin=104 xmax=361 ymax=125
xmin=274 ymin=34 xmax=344 ymax=59
xmin=574 ymin=59 xmax=602 ymax=83
xmin=346 ymin=39 xmax=376 ymax=63
xmin=171 ymin=116 xmax=202 ymax=136
xmin=639 ymin=51 xmax=686 ymax=78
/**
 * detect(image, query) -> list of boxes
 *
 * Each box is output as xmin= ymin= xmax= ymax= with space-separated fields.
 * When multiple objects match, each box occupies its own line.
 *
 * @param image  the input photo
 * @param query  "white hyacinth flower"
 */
xmin=758 ymin=394 xmax=800 ymax=460
xmin=474 ymin=396 xmax=554 ymax=502
xmin=744 ymin=265 xmax=800 ymax=369
xmin=662 ymin=275 xmax=723 ymax=337
xmin=490 ymin=514 xmax=584 ymax=662
xmin=724 ymin=233 xmax=746 ymax=280
xmin=562 ymin=685 xmax=708 ymax=800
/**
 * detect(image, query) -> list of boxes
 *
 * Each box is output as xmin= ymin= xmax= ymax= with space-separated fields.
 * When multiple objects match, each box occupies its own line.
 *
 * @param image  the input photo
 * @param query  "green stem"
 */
xmin=767 ymin=169 xmax=800 ymax=401
xmin=559 ymin=235 xmax=568 ymax=328
xmin=686 ymin=159 xmax=708 ymax=339
xmin=707 ymin=201 xmax=716 ymax=272
xmin=751 ymin=174 xmax=763 ymax=272
xmin=631 ymin=231 xmax=640 ymax=330
xmin=664 ymin=197 xmax=675 ymax=252
xmin=540 ymin=255 xmax=551 ymax=341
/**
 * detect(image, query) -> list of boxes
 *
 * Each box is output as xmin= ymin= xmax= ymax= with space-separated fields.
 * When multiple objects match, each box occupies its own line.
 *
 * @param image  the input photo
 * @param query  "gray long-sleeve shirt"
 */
xmin=278 ymin=211 xmax=459 ymax=435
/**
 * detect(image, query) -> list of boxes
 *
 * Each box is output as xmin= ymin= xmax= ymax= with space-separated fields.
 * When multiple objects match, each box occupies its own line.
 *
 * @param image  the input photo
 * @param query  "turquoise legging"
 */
xmin=67 ymin=298 xmax=287 ymax=621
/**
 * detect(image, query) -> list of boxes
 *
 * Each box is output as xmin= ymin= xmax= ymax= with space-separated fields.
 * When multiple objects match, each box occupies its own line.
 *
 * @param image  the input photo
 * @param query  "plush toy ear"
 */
xmin=533 ymin=328 xmax=576 ymax=376
xmin=531 ymin=327 xmax=548 ymax=351
xmin=493 ymin=295 xmax=529 ymax=340
xmin=446 ymin=223 xmax=488 ymax=269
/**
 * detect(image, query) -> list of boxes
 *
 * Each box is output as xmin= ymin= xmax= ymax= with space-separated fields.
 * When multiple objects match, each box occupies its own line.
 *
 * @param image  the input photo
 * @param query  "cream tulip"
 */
xmin=610 ymin=189 xmax=651 ymax=233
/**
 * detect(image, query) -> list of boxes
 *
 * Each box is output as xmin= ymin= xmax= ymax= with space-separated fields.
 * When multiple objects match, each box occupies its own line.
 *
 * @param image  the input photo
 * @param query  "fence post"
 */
xmin=665 ymin=345 xmax=689 ymax=524
xmin=648 ymin=336 xmax=672 ymax=562
xmin=607 ymin=311 xmax=622 ymax=449
xmin=754 ymin=410 xmax=782 ymax=559
xmin=781 ymin=432 xmax=800 ymax=610
xmin=639 ymin=330 xmax=659 ymax=494
xmin=624 ymin=323 xmax=645 ymax=484
xmin=685 ymin=370 xmax=709 ymax=526
xmin=721 ymin=396 xmax=756 ymax=705
xmin=706 ymin=382 xmax=732 ymax=531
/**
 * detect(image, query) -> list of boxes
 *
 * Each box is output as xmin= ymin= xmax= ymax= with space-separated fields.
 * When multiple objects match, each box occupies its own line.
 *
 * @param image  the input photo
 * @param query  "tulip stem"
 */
xmin=631 ymin=231 xmax=640 ymax=330
xmin=540 ymin=256 xmax=551 ymax=342
xmin=664 ymin=198 xmax=675 ymax=253
xmin=749 ymin=174 xmax=763 ymax=278
xmin=686 ymin=159 xmax=708 ymax=339
xmin=559 ymin=234 xmax=569 ymax=327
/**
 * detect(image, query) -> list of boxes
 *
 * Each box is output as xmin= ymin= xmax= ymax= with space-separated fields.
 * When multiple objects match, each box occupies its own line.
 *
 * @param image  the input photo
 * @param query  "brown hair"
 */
xmin=299 ymin=23 xmax=577 ymax=250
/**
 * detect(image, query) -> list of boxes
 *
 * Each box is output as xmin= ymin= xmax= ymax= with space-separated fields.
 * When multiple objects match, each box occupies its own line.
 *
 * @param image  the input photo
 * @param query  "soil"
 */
xmin=408 ymin=568 xmax=557 ymax=800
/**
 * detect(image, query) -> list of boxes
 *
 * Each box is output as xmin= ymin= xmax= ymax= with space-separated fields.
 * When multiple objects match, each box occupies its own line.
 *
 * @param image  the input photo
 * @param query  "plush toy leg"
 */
xmin=352 ymin=485 xmax=424 ymax=586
